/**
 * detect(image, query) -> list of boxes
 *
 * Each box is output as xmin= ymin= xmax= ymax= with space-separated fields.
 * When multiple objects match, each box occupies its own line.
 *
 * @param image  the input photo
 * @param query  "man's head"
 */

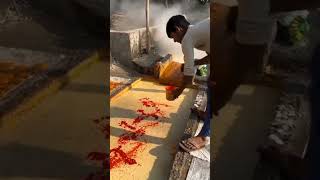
xmin=166 ymin=15 xmax=190 ymax=43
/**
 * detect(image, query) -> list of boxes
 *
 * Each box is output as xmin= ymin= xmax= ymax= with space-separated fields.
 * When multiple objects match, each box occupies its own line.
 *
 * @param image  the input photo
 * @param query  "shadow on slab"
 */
xmin=131 ymin=88 xmax=166 ymax=93
xmin=62 ymin=82 xmax=106 ymax=94
xmin=147 ymin=89 xmax=198 ymax=180
xmin=212 ymin=86 xmax=279 ymax=180
xmin=110 ymin=126 xmax=165 ymax=145
xmin=110 ymin=105 xmax=173 ymax=123
xmin=110 ymin=105 xmax=172 ymax=145
xmin=0 ymin=143 xmax=99 ymax=179
xmin=0 ymin=1 xmax=105 ymax=53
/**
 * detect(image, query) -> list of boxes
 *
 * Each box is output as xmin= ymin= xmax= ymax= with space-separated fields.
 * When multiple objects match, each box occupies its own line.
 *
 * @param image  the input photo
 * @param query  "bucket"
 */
xmin=159 ymin=62 xmax=184 ymax=87
xmin=165 ymin=86 xmax=177 ymax=101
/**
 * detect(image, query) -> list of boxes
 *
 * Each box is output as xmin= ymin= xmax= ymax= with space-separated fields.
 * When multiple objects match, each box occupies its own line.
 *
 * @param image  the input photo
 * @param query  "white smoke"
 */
xmin=151 ymin=5 xmax=207 ymax=63
xmin=110 ymin=0 xmax=208 ymax=62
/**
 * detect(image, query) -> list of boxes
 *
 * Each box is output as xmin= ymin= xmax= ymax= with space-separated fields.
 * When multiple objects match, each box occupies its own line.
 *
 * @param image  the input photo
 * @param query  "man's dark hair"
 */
xmin=166 ymin=15 xmax=190 ymax=38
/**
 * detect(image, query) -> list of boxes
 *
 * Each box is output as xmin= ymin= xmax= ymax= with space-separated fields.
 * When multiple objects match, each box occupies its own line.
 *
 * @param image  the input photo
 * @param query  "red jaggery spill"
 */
xmin=165 ymin=86 xmax=177 ymax=91
xmin=86 ymin=99 xmax=169 ymax=176
xmin=109 ymin=98 xmax=169 ymax=170
xmin=119 ymin=120 xmax=136 ymax=130
xmin=110 ymin=142 xmax=145 ymax=169
xmin=85 ymin=115 xmax=110 ymax=179
xmin=118 ymin=121 xmax=160 ymax=144
xmin=136 ymin=109 xmax=161 ymax=119
xmin=118 ymin=133 xmax=138 ymax=145
xmin=133 ymin=116 xmax=144 ymax=124
xmin=139 ymin=98 xmax=170 ymax=108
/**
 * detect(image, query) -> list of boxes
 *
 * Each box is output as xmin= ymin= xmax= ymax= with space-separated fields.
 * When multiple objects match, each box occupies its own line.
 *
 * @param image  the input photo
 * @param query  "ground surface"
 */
xmin=212 ymin=85 xmax=280 ymax=180
xmin=110 ymin=80 xmax=196 ymax=180
xmin=0 ymin=60 xmax=107 ymax=180
xmin=0 ymin=0 xmax=105 ymax=54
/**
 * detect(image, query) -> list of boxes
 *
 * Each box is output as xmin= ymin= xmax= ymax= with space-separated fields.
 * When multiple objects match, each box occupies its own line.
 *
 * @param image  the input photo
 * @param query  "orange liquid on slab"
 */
xmin=0 ymin=62 xmax=36 ymax=97
xmin=110 ymin=81 xmax=122 ymax=91
xmin=165 ymin=86 xmax=176 ymax=91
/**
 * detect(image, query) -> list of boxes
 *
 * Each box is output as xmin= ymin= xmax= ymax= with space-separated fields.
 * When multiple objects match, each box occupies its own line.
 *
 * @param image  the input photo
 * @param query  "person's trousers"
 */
xmin=198 ymin=87 xmax=212 ymax=137
xmin=307 ymin=45 xmax=320 ymax=180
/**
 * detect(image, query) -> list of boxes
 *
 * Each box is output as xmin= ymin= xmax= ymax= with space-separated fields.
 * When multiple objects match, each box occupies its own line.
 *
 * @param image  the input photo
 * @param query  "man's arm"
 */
xmin=171 ymin=35 xmax=196 ymax=99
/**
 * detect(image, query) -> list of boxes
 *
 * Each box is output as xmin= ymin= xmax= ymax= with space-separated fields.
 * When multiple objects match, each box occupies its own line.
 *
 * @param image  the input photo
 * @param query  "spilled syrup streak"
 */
xmin=85 ymin=98 xmax=170 ymax=179
xmin=110 ymin=142 xmax=144 ymax=169
xmin=85 ymin=115 xmax=110 ymax=180
xmin=110 ymin=98 xmax=169 ymax=169
xmin=165 ymin=86 xmax=177 ymax=91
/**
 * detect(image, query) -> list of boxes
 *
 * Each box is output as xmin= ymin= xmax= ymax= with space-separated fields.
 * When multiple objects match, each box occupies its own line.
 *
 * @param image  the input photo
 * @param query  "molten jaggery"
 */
xmin=110 ymin=81 xmax=122 ymax=92
xmin=0 ymin=62 xmax=47 ymax=97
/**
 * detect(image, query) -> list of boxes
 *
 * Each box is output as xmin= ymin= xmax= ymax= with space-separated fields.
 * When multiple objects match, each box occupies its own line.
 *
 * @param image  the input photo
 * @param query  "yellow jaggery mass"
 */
xmin=154 ymin=58 xmax=171 ymax=79
xmin=0 ymin=62 xmax=16 ymax=72
xmin=0 ymin=73 xmax=15 ymax=85
xmin=11 ymin=65 xmax=29 ymax=74
xmin=31 ymin=63 xmax=49 ymax=73
xmin=159 ymin=61 xmax=184 ymax=87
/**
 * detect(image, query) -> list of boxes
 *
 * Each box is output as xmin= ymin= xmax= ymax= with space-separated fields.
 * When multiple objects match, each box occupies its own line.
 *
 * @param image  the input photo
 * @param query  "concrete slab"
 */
xmin=212 ymin=85 xmax=280 ymax=180
xmin=132 ymin=53 xmax=163 ymax=75
xmin=110 ymin=26 xmax=158 ymax=66
xmin=186 ymin=156 xmax=210 ymax=180
xmin=169 ymin=89 xmax=208 ymax=180
xmin=110 ymin=80 xmax=197 ymax=180
xmin=169 ymin=114 xmax=199 ymax=180
xmin=0 ymin=60 xmax=108 ymax=179
xmin=187 ymin=120 xmax=210 ymax=179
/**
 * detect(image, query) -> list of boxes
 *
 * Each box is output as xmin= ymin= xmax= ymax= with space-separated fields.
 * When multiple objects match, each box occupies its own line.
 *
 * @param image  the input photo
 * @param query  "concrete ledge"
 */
xmin=110 ymin=76 xmax=141 ymax=103
xmin=61 ymin=52 xmax=101 ymax=83
xmin=110 ymin=26 xmax=159 ymax=67
xmin=169 ymin=113 xmax=199 ymax=180
xmin=169 ymin=90 xmax=207 ymax=180
xmin=0 ymin=74 xmax=48 ymax=118
xmin=0 ymin=51 xmax=102 ymax=125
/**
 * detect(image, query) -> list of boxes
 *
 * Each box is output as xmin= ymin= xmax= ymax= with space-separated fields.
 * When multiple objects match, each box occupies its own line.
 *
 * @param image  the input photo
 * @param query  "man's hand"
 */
xmin=171 ymin=75 xmax=194 ymax=99
xmin=182 ymin=75 xmax=194 ymax=88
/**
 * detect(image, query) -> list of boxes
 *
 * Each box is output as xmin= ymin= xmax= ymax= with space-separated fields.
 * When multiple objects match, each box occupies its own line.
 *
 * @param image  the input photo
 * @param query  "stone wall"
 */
xmin=110 ymin=26 xmax=159 ymax=67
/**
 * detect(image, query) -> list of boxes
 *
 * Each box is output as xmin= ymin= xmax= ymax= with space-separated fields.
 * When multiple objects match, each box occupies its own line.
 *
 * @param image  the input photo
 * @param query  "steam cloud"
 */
xmin=111 ymin=0 xmax=208 ymax=62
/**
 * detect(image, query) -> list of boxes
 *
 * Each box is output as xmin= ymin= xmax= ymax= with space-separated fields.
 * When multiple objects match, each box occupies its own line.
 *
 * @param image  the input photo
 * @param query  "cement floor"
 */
xmin=212 ymin=85 xmax=280 ymax=180
xmin=110 ymin=80 xmax=196 ymax=180
xmin=0 ymin=0 xmax=105 ymax=54
xmin=0 ymin=61 xmax=108 ymax=180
